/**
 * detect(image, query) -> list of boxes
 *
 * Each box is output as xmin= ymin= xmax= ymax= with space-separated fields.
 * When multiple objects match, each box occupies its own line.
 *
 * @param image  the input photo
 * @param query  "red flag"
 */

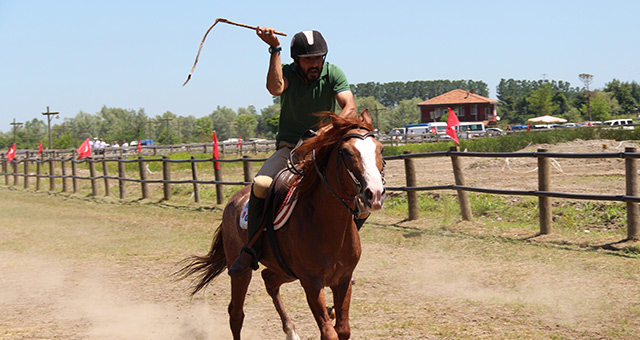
xmin=237 ymin=136 xmax=242 ymax=147
xmin=527 ymin=124 xmax=530 ymax=132
xmin=446 ymin=107 xmax=460 ymax=145
xmin=38 ymin=141 xmax=43 ymax=155
xmin=212 ymin=131 xmax=220 ymax=170
xmin=6 ymin=143 xmax=16 ymax=162
xmin=137 ymin=140 xmax=142 ymax=153
xmin=76 ymin=138 xmax=92 ymax=159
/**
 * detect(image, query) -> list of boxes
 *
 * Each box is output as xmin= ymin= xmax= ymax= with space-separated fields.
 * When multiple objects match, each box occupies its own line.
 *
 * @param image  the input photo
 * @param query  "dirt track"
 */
xmin=1 ymin=139 xmax=640 ymax=339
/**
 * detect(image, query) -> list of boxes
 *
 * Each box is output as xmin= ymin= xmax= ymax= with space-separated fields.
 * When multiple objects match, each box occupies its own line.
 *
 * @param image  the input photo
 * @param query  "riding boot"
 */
xmin=228 ymin=191 xmax=265 ymax=277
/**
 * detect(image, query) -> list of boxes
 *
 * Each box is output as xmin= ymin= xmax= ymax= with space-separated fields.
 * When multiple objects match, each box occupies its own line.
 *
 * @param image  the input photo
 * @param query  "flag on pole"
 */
xmin=137 ymin=140 xmax=142 ymax=153
xmin=38 ymin=141 xmax=43 ymax=155
xmin=76 ymin=138 xmax=92 ymax=159
xmin=212 ymin=131 xmax=220 ymax=170
xmin=237 ymin=136 xmax=242 ymax=147
xmin=6 ymin=143 xmax=16 ymax=162
xmin=446 ymin=107 xmax=460 ymax=145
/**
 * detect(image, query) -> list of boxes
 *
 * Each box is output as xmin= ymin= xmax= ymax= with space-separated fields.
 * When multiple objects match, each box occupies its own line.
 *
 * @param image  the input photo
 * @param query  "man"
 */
xmin=227 ymin=27 xmax=361 ymax=277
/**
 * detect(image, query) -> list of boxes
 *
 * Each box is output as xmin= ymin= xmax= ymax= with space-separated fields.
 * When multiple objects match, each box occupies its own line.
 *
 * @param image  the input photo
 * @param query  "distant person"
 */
xmin=121 ymin=140 xmax=129 ymax=153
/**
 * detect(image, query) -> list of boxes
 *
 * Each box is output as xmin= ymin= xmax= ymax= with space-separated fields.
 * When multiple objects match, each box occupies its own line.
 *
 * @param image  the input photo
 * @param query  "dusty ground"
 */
xmin=1 ymin=139 xmax=639 ymax=340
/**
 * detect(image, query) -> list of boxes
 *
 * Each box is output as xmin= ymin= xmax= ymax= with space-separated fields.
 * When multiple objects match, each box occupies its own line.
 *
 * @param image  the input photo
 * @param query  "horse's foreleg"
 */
xmin=261 ymin=269 xmax=300 ymax=340
xmin=331 ymin=277 xmax=353 ymax=340
xmin=301 ymin=280 xmax=339 ymax=340
xmin=229 ymin=274 xmax=252 ymax=340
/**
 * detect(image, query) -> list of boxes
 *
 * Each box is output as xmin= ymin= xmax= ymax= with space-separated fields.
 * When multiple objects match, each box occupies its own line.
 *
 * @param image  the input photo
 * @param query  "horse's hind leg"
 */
xmin=262 ymin=269 xmax=300 ymax=340
xmin=229 ymin=273 xmax=252 ymax=340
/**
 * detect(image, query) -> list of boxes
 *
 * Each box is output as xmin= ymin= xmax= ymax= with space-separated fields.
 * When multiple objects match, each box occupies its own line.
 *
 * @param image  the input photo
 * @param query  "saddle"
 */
xmin=239 ymin=168 xmax=300 ymax=231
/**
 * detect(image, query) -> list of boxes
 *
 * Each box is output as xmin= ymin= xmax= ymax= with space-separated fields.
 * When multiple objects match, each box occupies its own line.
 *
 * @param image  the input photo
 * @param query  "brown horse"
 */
xmin=178 ymin=110 xmax=385 ymax=340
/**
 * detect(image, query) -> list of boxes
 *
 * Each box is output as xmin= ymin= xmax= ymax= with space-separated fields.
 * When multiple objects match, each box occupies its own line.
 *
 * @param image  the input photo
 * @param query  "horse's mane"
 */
xmin=294 ymin=111 xmax=373 ymax=199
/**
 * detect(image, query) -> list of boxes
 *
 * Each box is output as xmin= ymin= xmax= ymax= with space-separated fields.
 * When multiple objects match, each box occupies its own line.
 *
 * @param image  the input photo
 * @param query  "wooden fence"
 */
xmin=1 ymin=147 xmax=639 ymax=241
xmin=7 ymin=140 xmax=277 ymax=160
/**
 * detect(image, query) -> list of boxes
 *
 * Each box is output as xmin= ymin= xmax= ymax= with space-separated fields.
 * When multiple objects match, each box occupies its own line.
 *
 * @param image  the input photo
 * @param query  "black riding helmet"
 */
xmin=290 ymin=30 xmax=328 ymax=58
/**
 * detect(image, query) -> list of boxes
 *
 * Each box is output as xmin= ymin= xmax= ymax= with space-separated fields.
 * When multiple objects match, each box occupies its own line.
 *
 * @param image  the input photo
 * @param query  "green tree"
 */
xmin=194 ymin=116 xmax=213 ymax=142
xmin=355 ymin=96 xmax=387 ymax=132
xmin=235 ymin=113 xmax=258 ymax=139
xmin=211 ymin=106 xmax=236 ymax=140
xmin=605 ymin=79 xmax=639 ymax=114
xmin=527 ymin=83 xmax=558 ymax=116
xmin=583 ymin=90 xmax=619 ymax=121
xmin=387 ymin=97 xmax=422 ymax=129
xmin=259 ymin=104 xmax=280 ymax=138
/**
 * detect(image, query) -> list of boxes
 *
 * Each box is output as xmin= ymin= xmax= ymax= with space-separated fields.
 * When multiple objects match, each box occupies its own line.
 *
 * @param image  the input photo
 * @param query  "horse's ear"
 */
xmin=359 ymin=109 xmax=373 ymax=128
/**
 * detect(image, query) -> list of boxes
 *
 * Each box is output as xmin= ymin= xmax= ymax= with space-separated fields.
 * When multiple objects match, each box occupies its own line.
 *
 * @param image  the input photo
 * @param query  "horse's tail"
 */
xmin=175 ymin=225 xmax=227 ymax=296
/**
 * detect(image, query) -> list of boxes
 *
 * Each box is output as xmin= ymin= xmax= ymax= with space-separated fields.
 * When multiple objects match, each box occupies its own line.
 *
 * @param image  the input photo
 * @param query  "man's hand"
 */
xmin=257 ymin=26 xmax=280 ymax=47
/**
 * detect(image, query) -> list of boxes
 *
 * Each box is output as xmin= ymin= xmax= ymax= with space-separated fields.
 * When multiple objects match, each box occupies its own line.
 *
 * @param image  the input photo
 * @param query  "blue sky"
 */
xmin=1 ymin=0 xmax=639 ymax=132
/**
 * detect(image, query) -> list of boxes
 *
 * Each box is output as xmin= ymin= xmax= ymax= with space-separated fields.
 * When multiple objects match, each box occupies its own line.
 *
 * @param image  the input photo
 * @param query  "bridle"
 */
xmin=312 ymin=130 xmax=384 ymax=218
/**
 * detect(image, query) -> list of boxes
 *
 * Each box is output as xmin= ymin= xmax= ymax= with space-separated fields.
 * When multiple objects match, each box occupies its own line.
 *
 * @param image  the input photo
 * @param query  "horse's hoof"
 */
xmin=327 ymin=306 xmax=336 ymax=320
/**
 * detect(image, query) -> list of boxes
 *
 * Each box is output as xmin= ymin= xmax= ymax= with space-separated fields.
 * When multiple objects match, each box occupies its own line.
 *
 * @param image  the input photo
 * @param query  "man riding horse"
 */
xmin=228 ymin=27 xmax=370 ymax=277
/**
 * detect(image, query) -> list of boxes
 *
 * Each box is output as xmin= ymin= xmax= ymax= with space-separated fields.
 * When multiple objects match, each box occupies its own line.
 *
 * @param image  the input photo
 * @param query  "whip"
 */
xmin=183 ymin=18 xmax=287 ymax=86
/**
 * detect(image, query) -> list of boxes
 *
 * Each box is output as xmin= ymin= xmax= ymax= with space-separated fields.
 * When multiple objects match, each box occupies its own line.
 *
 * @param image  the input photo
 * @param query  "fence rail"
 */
xmin=2 ymin=147 xmax=639 ymax=241
xmin=2 ymin=140 xmax=277 ymax=160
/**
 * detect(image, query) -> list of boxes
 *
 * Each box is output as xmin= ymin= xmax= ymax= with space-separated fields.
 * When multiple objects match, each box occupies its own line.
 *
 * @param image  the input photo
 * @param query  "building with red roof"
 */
xmin=417 ymin=89 xmax=499 ymax=124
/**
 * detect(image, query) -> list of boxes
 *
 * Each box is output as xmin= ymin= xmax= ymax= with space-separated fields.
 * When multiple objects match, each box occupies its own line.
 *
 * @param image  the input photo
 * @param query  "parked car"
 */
xmin=603 ymin=119 xmax=634 ymax=130
xmin=578 ymin=121 xmax=602 ymax=127
xmin=512 ymin=125 xmax=528 ymax=131
xmin=486 ymin=127 xmax=506 ymax=136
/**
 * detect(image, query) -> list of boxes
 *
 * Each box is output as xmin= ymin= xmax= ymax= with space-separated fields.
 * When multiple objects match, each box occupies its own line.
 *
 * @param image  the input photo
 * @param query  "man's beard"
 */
xmin=302 ymin=67 xmax=320 ymax=82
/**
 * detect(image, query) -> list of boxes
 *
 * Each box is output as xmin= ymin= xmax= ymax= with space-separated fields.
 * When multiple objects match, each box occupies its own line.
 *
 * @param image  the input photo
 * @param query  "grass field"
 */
xmin=1 ymin=186 xmax=639 ymax=339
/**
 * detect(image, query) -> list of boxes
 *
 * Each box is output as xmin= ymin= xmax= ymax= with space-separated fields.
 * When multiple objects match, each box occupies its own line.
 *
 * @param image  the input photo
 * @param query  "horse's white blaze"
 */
xmin=354 ymin=138 xmax=384 ymax=210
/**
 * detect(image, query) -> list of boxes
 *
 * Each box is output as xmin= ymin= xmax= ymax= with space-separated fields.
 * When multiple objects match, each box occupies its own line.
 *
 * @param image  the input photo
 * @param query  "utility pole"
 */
xmin=41 ymin=106 xmax=59 ymax=149
xmin=369 ymin=106 xmax=386 ymax=132
xmin=579 ymin=73 xmax=594 ymax=121
xmin=157 ymin=117 xmax=173 ymax=145
xmin=147 ymin=119 xmax=156 ymax=141
xmin=10 ymin=118 xmax=23 ymax=144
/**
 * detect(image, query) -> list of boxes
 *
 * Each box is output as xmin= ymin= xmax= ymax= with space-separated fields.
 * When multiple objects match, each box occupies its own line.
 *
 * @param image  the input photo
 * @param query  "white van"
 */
xmin=458 ymin=122 xmax=486 ymax=138
xmin=603 ymin=119 xmax=634 ymax=130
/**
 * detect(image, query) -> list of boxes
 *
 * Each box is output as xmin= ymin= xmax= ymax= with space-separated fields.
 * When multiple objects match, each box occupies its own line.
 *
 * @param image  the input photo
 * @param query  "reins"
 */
xmin=312 ymin=130 xmax=376 ymax=218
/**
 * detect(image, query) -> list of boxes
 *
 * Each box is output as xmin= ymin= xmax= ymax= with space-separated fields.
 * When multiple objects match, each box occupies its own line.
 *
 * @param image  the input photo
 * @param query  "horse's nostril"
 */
xmin=365 ymin=188 xmax=373 ymax=201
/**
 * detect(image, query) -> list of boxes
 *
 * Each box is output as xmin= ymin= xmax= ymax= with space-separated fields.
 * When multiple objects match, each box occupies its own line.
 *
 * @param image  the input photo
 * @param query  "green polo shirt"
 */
xmin=277 ymin=62 xmax=351 ymax=146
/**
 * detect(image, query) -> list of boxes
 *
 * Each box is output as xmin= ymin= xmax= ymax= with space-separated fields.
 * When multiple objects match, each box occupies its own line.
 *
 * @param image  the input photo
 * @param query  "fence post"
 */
xmin=625 ymin=147 xmax=639 ymax=240
xmin=403 ymin=151 xmax=419 ymax=220
xmin=89 ymin=159 xmax=98 ymax=196
xmin=538 ymin=149 xmax=553 ymax=234
xmin=214 ymin=160 xmax=224 ymax=205
xmin=36 ymin=160 xmax=42 ymax=190
xmin=23 ymin=159 xmax=30 ymax=189
xmin=162 ymin=156 xmax=171 ymax=201
xmin=48 ymin=159 xmax=55 ymax=191
xmin=118 ymin=157 xmax=126 ymax=200
xmin=12 ymin=161 xmax=19 ymax=186
xmin=139 ymin=157 xmax=149 ymax=199
xmin=2 ymin=158 xmax=8 ymax=185
xmin=60 ymin=159 xmax=67 ymax=193
xmin=191 ymin=156 xmax=200 ymax=203
xmin=102 ymin=159 xmax=110 ymax=197
xmin=242 ymin=155 xmax=253 ymax=183
xmin=450 ymin=146 xmax=473 ymax=221
xmin=71 ymin=160 xmax=78 ymax=193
